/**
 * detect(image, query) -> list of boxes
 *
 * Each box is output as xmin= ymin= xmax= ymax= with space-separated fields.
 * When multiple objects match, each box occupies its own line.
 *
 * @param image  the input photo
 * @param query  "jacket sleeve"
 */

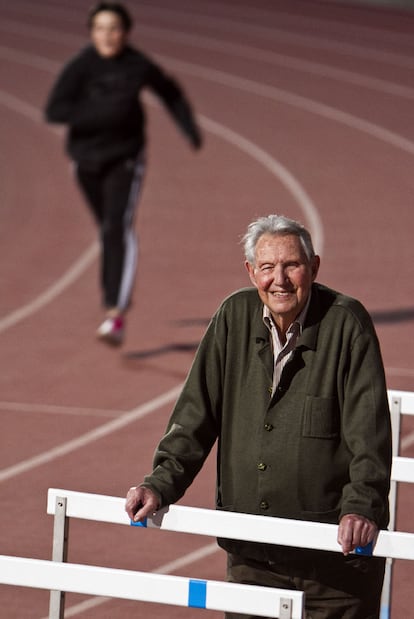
xmin=44 ymin=57 xmax=84 ymax=124
xmin=141 ymin=314 xmax=224 ymax=507
xmin=339 ymin=320 xmax=392 ymax=528
xmin=146 ymin=62 xmax=203 ymax=149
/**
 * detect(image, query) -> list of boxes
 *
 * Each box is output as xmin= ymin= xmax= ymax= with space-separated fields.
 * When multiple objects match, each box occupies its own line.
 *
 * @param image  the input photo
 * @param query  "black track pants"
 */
xmin=76 ymin=154 xmax=145 ymax=311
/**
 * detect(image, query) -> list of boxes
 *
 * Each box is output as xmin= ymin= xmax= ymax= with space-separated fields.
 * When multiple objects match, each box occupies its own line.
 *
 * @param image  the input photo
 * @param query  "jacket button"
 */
xmin=260 ymin=500 xmax=269 ymax=510
xmin=257 ymin=462 xmax=267 ymax=471
xmin=264 ymin=423 xmax=273 ymax=432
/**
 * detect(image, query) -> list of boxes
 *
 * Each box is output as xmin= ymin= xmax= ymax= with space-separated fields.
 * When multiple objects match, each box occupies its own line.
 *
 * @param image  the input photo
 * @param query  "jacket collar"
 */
xmin=296 ymin=283 xmax=322 ymax=351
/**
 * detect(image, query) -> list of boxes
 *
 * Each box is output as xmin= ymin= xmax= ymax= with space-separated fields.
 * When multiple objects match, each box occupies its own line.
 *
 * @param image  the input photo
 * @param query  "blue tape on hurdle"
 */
xmin=188 ymin=579 xmax=207 ymax=608
xmin=354 ymin=541 xmax=373 ymax=556
xmin=130 ymin=518 xmax=147 ymax=528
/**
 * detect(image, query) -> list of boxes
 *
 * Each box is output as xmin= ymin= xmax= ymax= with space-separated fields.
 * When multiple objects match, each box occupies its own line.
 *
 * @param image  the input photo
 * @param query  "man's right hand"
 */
xmin=125 ymin=486 xmax=160 ymax=523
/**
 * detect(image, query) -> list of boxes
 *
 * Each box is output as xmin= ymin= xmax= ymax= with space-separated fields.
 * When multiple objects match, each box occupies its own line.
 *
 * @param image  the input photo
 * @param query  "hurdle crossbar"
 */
xmin=388 ymin=389 xmax=414 ymax=415
xmin=47 ymin=489 xmax=414 ymax=561
xmin=0 ymin=555 xmax=304 ymax=619
xmin=391 ymin=456 xmax=414 ymax=484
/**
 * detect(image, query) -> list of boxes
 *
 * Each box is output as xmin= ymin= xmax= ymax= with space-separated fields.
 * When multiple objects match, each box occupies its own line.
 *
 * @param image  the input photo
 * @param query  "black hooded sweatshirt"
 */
xmin=45 ymin=45 xmax=202 ymax=171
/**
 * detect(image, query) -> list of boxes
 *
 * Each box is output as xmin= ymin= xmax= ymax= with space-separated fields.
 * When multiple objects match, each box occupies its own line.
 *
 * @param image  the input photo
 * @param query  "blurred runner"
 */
xmin=45 ymin=1 xmax=202 ymax=346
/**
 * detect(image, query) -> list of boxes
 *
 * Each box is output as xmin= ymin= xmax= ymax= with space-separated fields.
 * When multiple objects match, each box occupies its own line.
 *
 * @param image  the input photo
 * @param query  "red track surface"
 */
xmin=1 ymin=1 xmax=414 ymax=617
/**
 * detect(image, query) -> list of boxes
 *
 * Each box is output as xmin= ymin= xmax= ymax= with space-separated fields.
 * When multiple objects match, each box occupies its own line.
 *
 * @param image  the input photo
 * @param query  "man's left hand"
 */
xmin=337 ymin=514 xmax=378 ymax=555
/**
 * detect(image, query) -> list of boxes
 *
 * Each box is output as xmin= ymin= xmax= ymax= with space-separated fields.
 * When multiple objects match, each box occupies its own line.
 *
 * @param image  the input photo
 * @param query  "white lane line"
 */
xmin=3 ymin=5 xmax=414 ymax=66
xmin=158 ymin=55 xmax=414 ymax=157
xmin=4 ymin=36 xmax=414 ymax=161
xmin=198 ymin=113 xmax=324 ymax=254
xmin=3 ymin=377 xmax=412 ymax=484
xmin=0 ymin=90 xmax=43 ymax=124
xmin=38 ymin=542 xmax=219 ymax=619
xmin=0 ymin=87 xmax=97 ymax=335
xmin=0 ymin=45 xmax=62 ymax=72
xmin=0 ymin=21 xmax=84 ymax=46
xmin=133 ymin=26 xmax=414 ymax=100
xmin=0 ymin=242 xmax=99 ymax=334
xmin=3 ymin=23 xmax=414 ymax=101
xmin=150 ymin=541 xmax=219 ymax=574
xmin=0 ymin=385 xmax=183 ymax=483
xmin=135 ymin=3 xmax=414 ymax=51
xmin=0 ymin=401 xmax=122 ymax=418
xmin=128 ymin=4 xmax=414 ymax=68
xmin=3 ymin=43 xmax=414 ymax=157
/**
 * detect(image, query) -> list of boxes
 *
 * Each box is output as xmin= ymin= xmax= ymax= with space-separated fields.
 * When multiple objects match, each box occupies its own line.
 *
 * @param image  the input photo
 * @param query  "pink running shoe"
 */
xmin=96 ymin=316 xmax=125 ymax=346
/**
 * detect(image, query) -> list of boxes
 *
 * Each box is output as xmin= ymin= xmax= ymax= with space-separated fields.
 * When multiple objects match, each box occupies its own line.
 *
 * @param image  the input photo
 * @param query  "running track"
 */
xmin=1 ymin=1 xmax=414 ymax=617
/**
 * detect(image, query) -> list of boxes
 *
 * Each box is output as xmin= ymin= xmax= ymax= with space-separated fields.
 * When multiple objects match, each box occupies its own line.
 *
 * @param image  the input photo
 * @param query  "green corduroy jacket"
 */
xmin=142 ymin=284 xmax=392 ymax=559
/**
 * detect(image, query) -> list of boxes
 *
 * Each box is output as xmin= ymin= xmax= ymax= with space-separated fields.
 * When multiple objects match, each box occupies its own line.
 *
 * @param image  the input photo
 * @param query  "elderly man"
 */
xmin=126 ymin=214 xmax=391 ymax=619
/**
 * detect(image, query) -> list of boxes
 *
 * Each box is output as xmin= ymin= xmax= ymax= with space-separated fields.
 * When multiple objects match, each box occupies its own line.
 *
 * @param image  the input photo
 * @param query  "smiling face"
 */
xmin=90 ymin=10 xmax=128 ymax=58
xmin=246 ymin=233 xmax=320 ymax=335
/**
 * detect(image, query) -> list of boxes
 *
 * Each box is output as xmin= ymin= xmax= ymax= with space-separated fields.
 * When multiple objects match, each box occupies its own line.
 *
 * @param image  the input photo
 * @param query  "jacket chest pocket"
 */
xmin=302 ymin=395 xmax=339 ymax=438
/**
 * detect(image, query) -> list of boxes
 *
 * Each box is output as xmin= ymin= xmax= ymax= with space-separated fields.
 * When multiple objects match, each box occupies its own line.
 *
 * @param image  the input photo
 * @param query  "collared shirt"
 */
xmin=263 ymin=294 xmax=311 ymax=395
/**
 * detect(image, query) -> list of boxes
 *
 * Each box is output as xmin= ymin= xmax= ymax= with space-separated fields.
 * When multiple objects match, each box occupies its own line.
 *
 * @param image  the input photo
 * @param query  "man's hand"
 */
xmin=337 ymin=513 xmax=378 ymax=555
xmin=125 ymin=486 xmax=160 ymax=523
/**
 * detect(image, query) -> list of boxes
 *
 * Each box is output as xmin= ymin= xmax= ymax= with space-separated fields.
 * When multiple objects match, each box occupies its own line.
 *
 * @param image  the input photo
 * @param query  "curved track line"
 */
xmin=2 ymin=22 xmax=413 ymax=101
xmin=198 ymin=114 xmax=324 ymax=253
xmin=0 ymin=19 xmax=85 ymax=46
xmin=138 ymin=1 xmax=414 ymax=47
xmin=0 ymin=45 xmax=62 ymax=72
xmin=5 ymin=4 xmax=414 ymax=63
xmin=3 ymin=44 xmax=413 ymax=155
xmin=158 ymin=56 xmax=414 ymax=157
xmin=0 ymin=384 xmax=183 ymax=483
xmin=134 ymin=27 xmax=414 ymax=100
xmin=0 ymin=242 xmax=99 ymax=334
xmin=196 ymin=1 xmax=414 ymax=46
xmin=0 ymin=89 xmax=43 ymax=124
xmin=39 ymin=542 xmax=219 ymax=619
xmin=134 ymin=5 xmax=414 ymax=69
xmin=0 ymin=401 xmax=122 ymax=418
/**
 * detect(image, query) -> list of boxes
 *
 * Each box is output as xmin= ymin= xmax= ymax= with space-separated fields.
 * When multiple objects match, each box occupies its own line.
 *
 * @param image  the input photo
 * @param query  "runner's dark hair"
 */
xmin=87 ymin=2 xmax=133 ymax=32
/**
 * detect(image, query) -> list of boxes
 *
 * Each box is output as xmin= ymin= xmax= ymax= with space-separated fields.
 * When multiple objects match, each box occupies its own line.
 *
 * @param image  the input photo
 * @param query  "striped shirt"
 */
xmin=263 ymin=295 xmax=311 ymax=396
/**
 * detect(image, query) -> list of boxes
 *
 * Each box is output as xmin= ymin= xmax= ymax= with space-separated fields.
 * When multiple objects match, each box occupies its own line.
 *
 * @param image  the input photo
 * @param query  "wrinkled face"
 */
xmin=90 ymin=11 xmax=127 ymax=58
xmin=246 ymin=233 xmax=320 ymax=333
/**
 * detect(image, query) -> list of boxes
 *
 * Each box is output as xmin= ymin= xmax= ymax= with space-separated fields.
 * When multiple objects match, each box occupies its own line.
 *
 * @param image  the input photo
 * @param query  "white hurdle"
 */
xmin=46 ymin=489 xmax=414 ymax=560
xmin=0 ymin=554 xmax=303 ymax=619
xmin=391 ymin=456 xmax=414 ymax=483
xmin=43 ymin=485 xmax=414 ymax=619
